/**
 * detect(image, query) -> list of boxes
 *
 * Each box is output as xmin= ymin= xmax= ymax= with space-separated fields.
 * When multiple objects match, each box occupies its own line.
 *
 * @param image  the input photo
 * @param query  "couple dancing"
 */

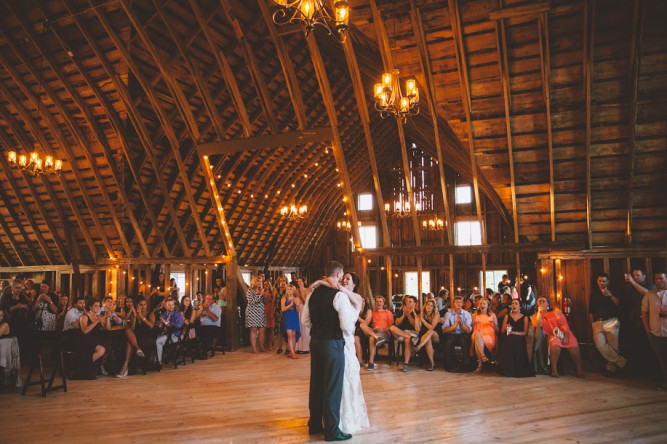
xmin=302 ymin=261 xmax=369 ymax=441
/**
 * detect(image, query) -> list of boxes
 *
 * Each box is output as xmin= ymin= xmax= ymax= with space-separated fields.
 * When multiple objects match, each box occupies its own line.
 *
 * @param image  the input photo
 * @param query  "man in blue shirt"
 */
xmin=442 ymin=296 xmax=473 ymax=372
xmin=194 ymin=294 xmax=222 ymax=357
xmin=155 ymin=298 xmax=184 ymax=366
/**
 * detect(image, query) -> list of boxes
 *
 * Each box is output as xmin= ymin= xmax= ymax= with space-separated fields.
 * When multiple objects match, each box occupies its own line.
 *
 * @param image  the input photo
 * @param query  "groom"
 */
xmin=302 ymin=261 xmax=352 ymax=441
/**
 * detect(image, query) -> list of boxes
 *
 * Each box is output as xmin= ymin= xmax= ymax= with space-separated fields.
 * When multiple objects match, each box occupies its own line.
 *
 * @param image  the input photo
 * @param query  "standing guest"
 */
xmin=115 ymin=299 xmax=155 ymax=378
xmin=498 ymin=274 xmax=512 ymax=294
xmin=463 ymin=298 xmax=473 ymax=313
xmin=442 ymin=296 xmax=473 ymax=372
xmin=641 ymin=271 xmax=667 ymax=390
xmin=263 ymin=280 xmax=276 ymax=351
xmin=626 ymin=269 xmax=657 ymax=371
xmin=275 ymin=277 xmax=287 ymax=354
xmin=155 ymin=299 xmax=184 ymax=367
xmin=75 ymin=299 xmax=109 ymax=379
xmin=149 ymin=272 xmax=168 ymax=312
xmin=56 ymin=294 xmax=71 ymax=331
xmin=0 ymin=280 xmax=11 ymax=306
xmin=472 ymin=299 xmax=498 ymax=373
xmin=3 ymin=281 xmax=29 ymax=342
xmin=589 ymin=272 xmax=627 ymax=376
xmin=245 ymin=275 xmax=268 ymax=353
xmin=281 ymin=284 xmax=301 ymax=359
xmin=495 ymin=292 xmax=512 ymax=329
xmin=535 ymin=297 xmax=583 ymax=378
xmin=32 ymin=282 xmax=58 ymax=332
xmin=22 ymin=280 xmax=37 ymax=307
xmin=193 ymin=294 xmax=221 ymax=357
xmin=393 ymin=295 xmax=421 ymax=372
xmin=497 ymin=299 xmax=534 ymax=377
xmin=193 ymin=291 xmax=203 ymax=310
xmin=414 ymin=298 xmax=440 ymax=371
xmin=519 ymin=277 xmax=536 ymax=316
xmin=114 ymin=294 xmax=127 ymax=316
xmin=63 ymin=297 xmax=86 ymax=332
xmin=0 ymin=309 xmax=10 ymax=338
xmin=296 ymin=277 xmax=311 ymax=354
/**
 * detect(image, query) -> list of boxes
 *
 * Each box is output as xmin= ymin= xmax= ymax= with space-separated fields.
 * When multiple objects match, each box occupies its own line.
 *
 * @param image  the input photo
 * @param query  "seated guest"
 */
xmin=3 ymin=281 xmax=30 ymax=341
xmin=75 ymin=298 xmax=110 ymax=379
xmin=0 ymin=309 xmax=10 ymax=338
xmin=193 ymin=294 xmax=221 ymax=357
xmin=472 ymin=299 xmax=498 ymax=373
xmin=63 ymin=297 xmax=86 ymax=333
xmin=497 ymin=299 xmax=534 ymax=377
xmin=56 ymin=294 xmax=70 ymax=331
xmin=641 ymin=271 xmax=667 ymax=390
xmin=155 ymin=298 xmax=184 ymax=368
xmin=180 ymin=295 xmax=194 ymax=334
xmin=281 ymin=284 xmax=301 ymax=359
xmin=414 ymin=298 xmax=441 ymax=371
xmin=392 ymin=295 xmax=421 ymax=372
xmin=354 ymin=298 xmax=372 ymax=365
xmin=121 ymin=297 xmax=136 ymax=325
xmin=192 ymin=291 xmax=203 ymax=310
xmin=116 ymin=299 xmax=155 ymax=378
xmin=436 ymin=289 xmax=449 ymax=316
xmin=535 ymin=297 xmax=583 ymax=378
xmin=22 ymin=279 xmax=37 ymax=307
xmin=463 ymin=298 xmax=473 ymax=313
xmin=100 ymin=296 xmax=123 ymax=326
xmin=495 ymin=292 xmax=511 ymax=329
xmin=367 ymin=296 xmax=407 ymax=371
xmin=115 ymin=294 xmax=127 ymax=316
xmin=32 ymin=281 xmax=58 ymax=332
xmin=442 ymin=296 xmax=473 ymax=371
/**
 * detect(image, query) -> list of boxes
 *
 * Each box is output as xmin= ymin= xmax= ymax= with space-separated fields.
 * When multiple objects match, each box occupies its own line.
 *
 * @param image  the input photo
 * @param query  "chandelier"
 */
xmin=373 ymin=70 xmax=419 ymax=122
xmin=336 ymin=220 xmax=351 ymax=231
xmin=271 ymin=0 xmax=350 ymax=43
xmin=7 ymin=144 xmax=62 ymax=175
xmin=384 ymin=196 xmax=420 ymax=218
xmin=422 ymin=217 xmax=445 ymax=231
xmin=281 ymin=203 xmax=308 ymax=220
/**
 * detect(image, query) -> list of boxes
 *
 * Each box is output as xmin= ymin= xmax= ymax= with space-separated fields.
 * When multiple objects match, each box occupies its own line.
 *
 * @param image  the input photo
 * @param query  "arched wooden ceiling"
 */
xmin=0 ymin=0 xmax=665 ymax=268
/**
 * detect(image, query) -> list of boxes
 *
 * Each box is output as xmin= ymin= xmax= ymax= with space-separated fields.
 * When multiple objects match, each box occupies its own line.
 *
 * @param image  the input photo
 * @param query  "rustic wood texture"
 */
xmin=2 ymin=349 xmax=666 ymax=443
xmin=0 ymin=0 xmax=664 ymax=269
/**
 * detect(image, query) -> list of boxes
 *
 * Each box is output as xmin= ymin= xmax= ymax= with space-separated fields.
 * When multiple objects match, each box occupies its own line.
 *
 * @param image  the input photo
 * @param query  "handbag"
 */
xmin=552 ymin=327 xmax=564 ymax=340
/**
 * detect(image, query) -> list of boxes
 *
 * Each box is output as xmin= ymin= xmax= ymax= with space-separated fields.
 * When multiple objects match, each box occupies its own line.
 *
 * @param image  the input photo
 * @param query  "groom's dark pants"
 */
xmin=309 ymin=336 xmax=345 ymax=439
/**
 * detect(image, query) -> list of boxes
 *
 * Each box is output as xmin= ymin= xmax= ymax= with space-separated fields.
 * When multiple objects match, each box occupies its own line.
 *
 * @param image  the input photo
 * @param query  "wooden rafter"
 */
xmin=448 ymin=0 xmax=485 ymax=243
xmin=198 ymin=127 xmax=333 ymax=156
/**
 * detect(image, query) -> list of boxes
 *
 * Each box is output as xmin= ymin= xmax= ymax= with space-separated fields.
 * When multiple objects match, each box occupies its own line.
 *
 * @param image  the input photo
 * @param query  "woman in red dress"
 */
xmin=535 ymin=297 xmax=584 ymax=378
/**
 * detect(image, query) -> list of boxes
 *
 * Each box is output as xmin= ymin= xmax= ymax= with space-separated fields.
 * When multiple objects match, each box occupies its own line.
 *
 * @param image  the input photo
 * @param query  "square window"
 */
xmin=455 ymin=185 xmax=472 ymax=204
xmin=358 ymin=193 xmax=373 ymax=211
xmin=455 ymin=220 xmax=481 ymax=246
xmin=404 ymin=271 xmax=430 ymax=297
xmin=358 ymin=225 xmax=377 ymax=249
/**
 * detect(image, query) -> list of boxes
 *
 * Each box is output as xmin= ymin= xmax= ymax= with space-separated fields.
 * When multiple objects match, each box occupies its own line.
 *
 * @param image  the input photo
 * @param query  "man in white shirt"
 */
xmin=641 ymin=271 xmax=667 ymax=390
xmin=63 ymin=297 xmax=86 ymax=332
xmin=194 ymin=293 xmax=222 ymax=357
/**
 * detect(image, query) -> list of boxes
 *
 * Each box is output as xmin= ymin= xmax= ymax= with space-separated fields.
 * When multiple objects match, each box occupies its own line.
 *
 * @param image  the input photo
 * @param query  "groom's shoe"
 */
xmin=308 ymin=427 xmax=323 ymax=435
xmin=325 ymin=432 xmax=352 ymax=441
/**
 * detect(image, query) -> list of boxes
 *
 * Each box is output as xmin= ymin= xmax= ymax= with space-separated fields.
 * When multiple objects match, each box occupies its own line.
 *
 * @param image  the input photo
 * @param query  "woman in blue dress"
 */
xmin=281 ymin=284 xmax=301 ymax=359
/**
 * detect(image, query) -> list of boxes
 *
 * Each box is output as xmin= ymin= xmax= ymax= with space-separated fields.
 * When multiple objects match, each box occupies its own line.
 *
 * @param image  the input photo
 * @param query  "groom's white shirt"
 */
xmin=302 ymin=291 xmax=357 ymax=336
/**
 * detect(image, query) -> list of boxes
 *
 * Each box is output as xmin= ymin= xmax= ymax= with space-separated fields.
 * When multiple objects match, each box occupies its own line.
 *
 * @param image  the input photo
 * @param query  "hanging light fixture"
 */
xmin=336 ymin=219 xmax=351 ymax=231
xmin=271 ymin=0 xmax=350 ymax=43
xmin=384 ymin=194 xmax=420 ymax=218
xmin=281 ymin=203 xmax=308 ymax=220
xmin=373 ymin=70 xmax=419 ymax=122
xmin=7 ymin=145 xmax=62 ymax=175
xmin=422 ymin=217 xmax=445 ymax=231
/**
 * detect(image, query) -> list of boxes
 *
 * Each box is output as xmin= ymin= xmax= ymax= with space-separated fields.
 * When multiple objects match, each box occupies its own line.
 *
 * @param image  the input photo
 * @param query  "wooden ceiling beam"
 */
xmin=0 ymin=212 xmax=26 ymax=266
xmin=10 ymin=5 xmax=136 ymax=258
xmin=584 ymin=0 xmax=595 ymax=249
xmin=0 ymin=65 xmax=99 ymax=261
xmin=64 ymin=0 xmax=170 ymax=257
xmin=625 ymin=0 xmax=643 ymax=246
xmin=494 ymin=12 xmax=520 ymax=245
xmin=89 ymin=1 xmax=192 ymax=256
xmin=490 ymin=1 xmax=550 ymax=21
xmin=198 ymin=127 xmax=333 ymax=156
xmin=538 ymin=13 xmax=556 ymax=242
xmin=409 ymin=0 xmax=455 ymax=244
xmin=448 ymin=0 xmax=485 ymax=243
xmin=0 ymin=179 xmax=45 ymax=264
xmin=118 ymin=0 xmax=212 ymax=257
xmin=364 ymin=242 xmax=583 ymax=257
xmin=369 ymin=0 xmax=422 ymax=251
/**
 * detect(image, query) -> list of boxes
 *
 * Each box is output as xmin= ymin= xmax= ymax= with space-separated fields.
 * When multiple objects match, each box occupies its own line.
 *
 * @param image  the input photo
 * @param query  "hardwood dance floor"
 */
xmin=1 ymin=349 xmax=666 ymax=443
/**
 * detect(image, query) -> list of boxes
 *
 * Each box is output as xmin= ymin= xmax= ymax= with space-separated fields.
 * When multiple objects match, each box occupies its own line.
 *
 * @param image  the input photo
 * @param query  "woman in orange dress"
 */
xmin=472 ymin=299 xmax=498 ymax=373
xmin=535 ymin=297 xmax=584 ymax=378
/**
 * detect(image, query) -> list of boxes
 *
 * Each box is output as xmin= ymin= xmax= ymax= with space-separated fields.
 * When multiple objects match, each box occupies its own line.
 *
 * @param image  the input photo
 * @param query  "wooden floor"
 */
xmin=1 ymin=349 xmax=666 ymax=443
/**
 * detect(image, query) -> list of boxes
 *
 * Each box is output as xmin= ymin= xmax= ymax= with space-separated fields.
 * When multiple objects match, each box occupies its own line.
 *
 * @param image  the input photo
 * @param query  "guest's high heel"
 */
xmin=115 ymin=368 xmax=128 ymax=378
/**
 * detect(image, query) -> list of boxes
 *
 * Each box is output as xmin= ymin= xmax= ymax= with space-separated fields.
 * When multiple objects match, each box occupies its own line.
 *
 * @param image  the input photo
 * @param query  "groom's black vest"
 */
xmin=308 ymin=286 xmax=343 ymax=340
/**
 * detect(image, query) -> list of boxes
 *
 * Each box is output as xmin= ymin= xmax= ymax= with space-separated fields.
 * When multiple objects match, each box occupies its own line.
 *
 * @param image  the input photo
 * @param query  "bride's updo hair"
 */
xmin=347 ymin=272 xmax=360 ymax=292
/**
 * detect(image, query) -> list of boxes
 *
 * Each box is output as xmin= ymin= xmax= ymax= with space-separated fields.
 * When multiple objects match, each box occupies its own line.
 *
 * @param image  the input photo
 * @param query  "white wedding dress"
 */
xmin=339 ymin=304 xmax=370 ymax=434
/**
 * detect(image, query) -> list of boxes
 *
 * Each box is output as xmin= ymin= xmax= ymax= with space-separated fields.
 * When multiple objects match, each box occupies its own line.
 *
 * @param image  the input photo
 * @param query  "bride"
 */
xmin=310 ymin=271 xmax=370 ymax=434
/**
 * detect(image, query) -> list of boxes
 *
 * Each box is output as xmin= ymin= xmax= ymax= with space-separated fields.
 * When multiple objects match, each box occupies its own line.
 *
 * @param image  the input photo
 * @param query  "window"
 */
xmin=358 ymin=193 xmax=373 ymax=211
xmin=455 ymin=185 xmax=472 ymax=204
xmin=480 ymin=270 xmax=507 ymax=294
xmin=241 ymin=271 xmax=252 ymax=287
xmin=358 ymin=225 xmax=377 ymax=249
xmin=455 ymin=220 xmax=482 ymax=246
xmin=404 ymin=271 xmax=430 ymax=297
